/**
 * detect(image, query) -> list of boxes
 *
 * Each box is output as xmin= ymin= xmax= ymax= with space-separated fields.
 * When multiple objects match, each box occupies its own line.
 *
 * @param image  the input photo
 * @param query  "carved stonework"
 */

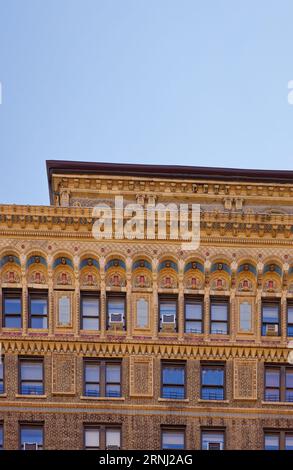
xmin=52 ymin=353 xmax=76 ymax=395
xmin=210 ymin=276 xmax=228 ymax=291
xmin=129 ymin=356 xmax=153 ymax=397
xmin=237 ymin=278 xmax=254 ymax=292
xmin=28 ymin=270 xmax=47 ymax=285
xmin=55 ymin=271 xmax=73 ymax=287
xmin=2 ymin=269 xmax=21 ymax=284
xmin=80 ymin=271 xmax=99 ymax=289
xmin=158 ymin=275 xmax=177 ymax=289
xmin=234 ymin=359 xmax=257 ymax=400
xmin=133 ymin=273 xmax=152 ymax=288
xmin=106 ymin=272 xmax=126 ymax=288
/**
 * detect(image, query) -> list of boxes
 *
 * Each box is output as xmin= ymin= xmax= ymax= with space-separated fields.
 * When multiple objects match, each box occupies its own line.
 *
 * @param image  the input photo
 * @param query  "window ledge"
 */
xmin=0 ymin=394 xmax=7 ymax=398
xmin=158 ymin=398 xmax=189 ymax=403
xmin=262 ymin=401 xmax=293 ymax=406
xmin=80 ymin=396 xmax=125 ymax=401
xmin=198 ymin=399 xmax=229 ymax=404
xmin=27 ymin=329 xmax=49 ymax=333
xmin=15 ymin=394 xmax=47 ymax=399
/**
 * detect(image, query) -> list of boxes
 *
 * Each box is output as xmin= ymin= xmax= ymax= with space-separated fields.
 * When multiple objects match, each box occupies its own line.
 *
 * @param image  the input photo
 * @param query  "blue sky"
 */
xmin=0 ymin=0 xmax=293 ymax=205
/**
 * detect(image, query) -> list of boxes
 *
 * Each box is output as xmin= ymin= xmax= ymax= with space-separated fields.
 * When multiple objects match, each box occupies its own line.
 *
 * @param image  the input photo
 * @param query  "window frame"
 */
xmin=184 ymin=295 xmax=204 ymax=334
xmin=83 ymin=359 xmax=122 ymax=398
xmin=159 ymin=295 xmax=178 ymax=332
xmin=161 ymin=426 xmax=186 ymax=450
xmin=210 ymin=297 xmax=229 ymax=335
xmin=161 ymin=361 xmax=186 ymax=400
xmin=19 ymin=422 xmax=44 ymax=450
xmin=264 ymin=429 xmax=293 ymax=450
xmin=83 ymin=424 xmax=122 ymax=450
xmin=0 ymin=356 xmax=4 ymax=395
xmin=287 ymin=301 xmax=293 ymax=337
xmin=19 ymin=357 xmax=44 ymax=396
xmin=264 ymin=364 xmax=293 ymax=403
xmin=106 ymin=293 xmax=126 ymax=330
xmin=80 ymin=291 xmax=100 ymax=331
xmin=2 ymin=289 xmax=22 ymax=329
xmin=28 ymin=290 xmax=48 ymax=329
xmin=200 ymin=362 xmax=226 ymax=401
xmin=0 ymin=423 xmax=3 ymax=450
xmin=261 ymin=300 xmax=280 ymax=336
xmin=201 ymin=427 xmax=226 ymax=450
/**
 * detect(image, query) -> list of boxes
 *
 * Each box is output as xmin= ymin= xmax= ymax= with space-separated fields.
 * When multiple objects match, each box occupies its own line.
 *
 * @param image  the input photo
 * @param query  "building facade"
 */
xmin=0 ymin=160 xmax=293 ymax=450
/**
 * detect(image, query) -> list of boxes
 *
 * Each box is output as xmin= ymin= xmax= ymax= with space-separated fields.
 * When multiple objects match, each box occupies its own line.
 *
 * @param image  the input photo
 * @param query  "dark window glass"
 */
xmin=262 ymin=302 xmax=280 ymax=336
xmin=285 ymin=433 xmax=293 ymax=450
xmin=201 ymin=365 xmax=225 ymax=400
xmin=20 ymin=425 xmax=43 ymax=450
xmin=81 ymin=294 xmax=100 ymax=330
xmin=264 ymin=365 xmax=293 ymax=402
xmin=264 ymin=433 xmax=279 ymax=451
xmin=107 ymin=295 xmax=126 ymax=330
xmin=0 ymin=359 xmax=4 ymax=394
xmin=286 ymin=369 xmax=293 ymax=402
xmin=162 ymin=363 xmax=185 ymax=399
xmin=0 ymin=425 xmax=3 ymax=450
xmin=184 ymin=297 xmax=203 ymax=333
xmin=264 ymin=431 xmax=293 ymax=450
xmin=29 ymin=293 xmax=48 ymax=329
xmin=288 ymin=304 xmax=293 ymax=337
xmin=3 ymin=290 xmax=22 ymax=328
xmin=159 ymin=296 xmax=177 ymax=332
xmin=162 ymin=429 xmax=185 ymax=449
xmin=84 ymin=360 xmax=121 ymax=398
xmin=210 ymin=299 xmax=228 ymax=335
xmin=20 ymin=360 xmax=44 ymax=395
xmin=201 ymin=430 xmax=225 ymax=450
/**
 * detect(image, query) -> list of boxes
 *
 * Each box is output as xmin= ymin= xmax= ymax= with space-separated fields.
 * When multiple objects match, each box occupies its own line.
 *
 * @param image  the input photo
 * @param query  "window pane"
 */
xmin=21 ymin=427 xmax=43 ymax=448
xmin=211 ymin=304 xmax=228 ymax=321
xmin=106 ymin=384 xmax=121 ymax=397
xmin=108 ymin=299 xmax=125 ymax=314
xmin=265 ymin=434 xmax=279 ymax=450
xmin=202 ymin=368 xmax=224 ymax=386
xmin=263 ymin=305 xmax=279 ymax=323
xmin=106 ymin=364 xmax=121 ymax=383
xmin=85 ymin=383 xmax=100 ymax=397
xmin=0 ymin=426 xmax=2 ymax=449
xmin=4 ymin=297 xmax=21 ymax=314
xmin=240 ymin=302 xmax=252 ymax=331
xmin=85 ymin=428 xmax=99 ymax=448
xmin=31 ymin=317 xmax=48 ymax=329
xmin=288 ymin=307 xmax=293 ymax=324
xmin=0 ymin=363 xmax=3 ymax=380
xmin=82 ymin=318 xmax=99 ymax=330
xmin=286 ymin=370 xmax=293 ymax=388
xmin=4 ymin=316 xmax=22 ymax=328
xmin=163 ymin=366 xmax=184 ymax=385
xmin=202 ymin=432 xmax=224 ymax=450
xmin=82 ymin=298 xmax=99 ymax=317
xmin=162 ymin=431 xmax=184 ymax=449
xmin=265 ymin=389 xmax=280 ymax=401
xmin=160 ymin=302 xmax=176 ymax=315
xmin=106 ymin=429 xmax=121 ymax=448
xmin=185 ymin=321 xmax=202 ymax=333
xmin=162 ymin=386 xmax=185 ymax=399
xmin=185 ymin=302 xmax=202 ymax=320
xmin=266 ymin=370 xmax=280 ymax=387
xmin=85 ymin=364 xmax=99 ymax=383
xmin=136 ymin=299 xmax=149 ymax=328
xmin=31 ymin=299 xmax=47 ymax=315
xmin=21 ymin=362 xmax=43 ymax=381
xmin=202 ymin=387 xmax=224 ymax=400
xmin=211 ymin=322 xmax=227 ymax=334
xmin=285 ymin=434 xmax=293 ymax=450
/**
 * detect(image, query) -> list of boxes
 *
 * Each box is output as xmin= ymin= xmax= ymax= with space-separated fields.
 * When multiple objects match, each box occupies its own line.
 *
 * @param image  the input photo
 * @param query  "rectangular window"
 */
xmin=81 ymin=293 xmax=100 ymax=330
xmin=210 ymin=298 xmax=229 ymax=335
xmin=161 ymin=362 xmax=185 ymax=399
xmin=106 ymin=428 xmax=121 ymax=450
xmin=262 ymin=301 xmax=280 ymax=336
xmin=136 ymin=298 xmax=149 ymax=328
xmin=161 ymin=428 xmax=185 ymax=450
xmin=84 ymin=426 xmax=100 ymax=450
xmin=264 ymin=431 xmax=293 ymax=450
xmin=57 ymin=292 xmax=72 ymax=326
xmin=20 ymin=424 xmax=44 ymax=450
xmin=201 ymin=364 xmax=225 ymax=400
xmin=0 ymin=424 xmax=3 ymax=450
xmin=264 ymin=365 xmax=293 ymax=402
xmin=239 ymin=301 xmax=252 ymax=332
xmin=84 ymin=425 xmax=121 ymax=450
xmin=0 ymin=358 xmax=4 ymax=394
xmin=107 ymin=294 xmax=126 ymax=330
xmin=29 ymin=291 xmax=48 ymax=329
xmin=288 ymin=302 xmax=293 ymax=337
xmin=20 ymin=359 xmax=44 ymax=395
xmin=159 ymin=296 xmax=177 ymax=332
xmin=201 ymin=429 xmax=225 ymax=450
xmin=184 ymin=296 xmax=203 ymax=333
xmin=84 ymin=360 xmax=121 ymax=398
xmin=2 ymin=289 xmax=22 ymax=328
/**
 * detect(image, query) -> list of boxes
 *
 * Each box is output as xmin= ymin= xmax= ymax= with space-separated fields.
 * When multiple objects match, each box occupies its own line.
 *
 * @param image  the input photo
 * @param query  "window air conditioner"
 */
xmin=162 ymin=314 xmax=176 ymax=324
xmin=23 ymin=442 xmax=39 ymax=450
xmin=109 ymin=313 xmax=123 ymax=323
xmin=207 ymin=442 xmax=222 ymax=450
xmin=266 ymin=324 xmax=279 ymax=336
xmin=106 ymin=445 xmax=120 ymax=450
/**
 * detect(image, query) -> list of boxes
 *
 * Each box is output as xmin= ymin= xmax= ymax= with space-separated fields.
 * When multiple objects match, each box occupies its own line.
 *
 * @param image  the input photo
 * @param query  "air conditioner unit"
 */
xmin=162 ymin=314 xmax=176 ymax=324
xmin=266 ymin=324 xmax=279 ymax=336
xmin=106 ymin=445 xmax=120 ymax=450
xmin=207 ymin=442 xmax=222 ymax=450
xmin=23 ymin=442 xmax=39 ymax=450
xmin=109 ymin=313 xmax=123 ymax=323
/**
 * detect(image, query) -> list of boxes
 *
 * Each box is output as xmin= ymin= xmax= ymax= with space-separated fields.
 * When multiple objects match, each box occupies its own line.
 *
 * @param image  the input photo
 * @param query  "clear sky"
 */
xmin=1 ymin=0 xmax=293 ymax=205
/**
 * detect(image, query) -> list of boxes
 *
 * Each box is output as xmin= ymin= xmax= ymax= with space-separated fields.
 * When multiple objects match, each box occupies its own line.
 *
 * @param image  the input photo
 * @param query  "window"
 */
xmin=287 ymin=302 xmax=293 ymax=337
xmin=0 ymin=424 xmax=3 ymax=450
xmin=201 ymin=430 xmax=225 ymax=450
xmin=159 ymin=296 xmax=177 ymax=332
xmin=184 ymin=296 xmax=203 ymax=333
xmin=20 ymin=424 xmax=43 ymax=450
xmin=264 ymin=365 xmax=293 ymax=402
xmin=161 ymin=428 xmax=185 ymax=449
xmin=201 ymin=364 xmax=225 ymax=400
xmin=239 ymin=301 xmax=252 ymax=332
xmin=84 ymin=425 xmax=121 ymax=450
xmin=0 ymin=358 xmax=4 ymax=394
xmin=84 ymin=360 xmax=121 ymax=398
xmin=136 ymin=298 xmax=149 ymax=328
xmin=20 ymin=359 xmax=44 ymax=395
xmin=210 ymin=298 xmax=229 ymax=335
xmin=81 ymin=293 xmax=100 ymax=330
xmin=57 ymin=292 xmax=72 ymax=326
xmin=29 ymin=291 xmax=48 ymax=329
xmin=264 ymin=431 xmax=293 ymax=450
xmin=161 ymin=362 xmax=185 ymax=399
xmin=107 ymin=294 xmax=126 ymax=330
xmin=262 ymin=301 xmax=280 ymax=336
xmin=2 ymin=289 xmax=22 ymax=328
